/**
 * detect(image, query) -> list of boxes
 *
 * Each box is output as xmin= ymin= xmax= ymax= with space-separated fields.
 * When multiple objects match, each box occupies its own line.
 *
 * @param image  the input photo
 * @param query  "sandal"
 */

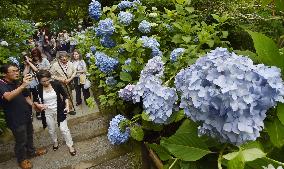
xmin=69 ymin=147 xmax=76 ymax=156
xmin=53 ymin=145 xmax=59 ymax=151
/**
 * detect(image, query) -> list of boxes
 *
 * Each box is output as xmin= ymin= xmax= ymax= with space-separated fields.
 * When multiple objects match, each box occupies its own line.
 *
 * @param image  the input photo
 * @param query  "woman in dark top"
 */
xmin=34 ymin=70 xmax=76 ymax=156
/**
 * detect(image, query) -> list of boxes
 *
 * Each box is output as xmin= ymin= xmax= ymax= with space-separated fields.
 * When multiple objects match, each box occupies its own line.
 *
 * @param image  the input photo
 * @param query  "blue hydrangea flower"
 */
xmin=139 ymin=36 xmax=160 ymax=50
xmin=151 ymin=47 xmax=162 ymax=57
xmin=88 ymin=0 xmax=102 ymax=20
xmin=90 ymin=46 xmax=96 ymax=52
xmin=118 ymin=48 xmax=125 ymax=53
xmin=118 ymin=11 xmax=134 ymax=26
xmin=100 ymin=35 xmax=116 ymax=48
xmin=117 ymin=1 xmax=133 ymax=10
xmin=107 ymin=115 xmax=130 ymax=145
xmin=95 ymin=51 xmax=119 ymax=74
xmin=170 ymin=48 xmax=185 ymax=61
xmin=106 ymin=76 xmax=117 ymax=86
xmin=126 ymin=56 xmax=178 ymax=124
xmin=119 ymin=84 xmax=135 ymax=101
xmin=138 ymin=20 xmax=151 ymax=34
xmin=8 ymin=57 xmax=19 ymax=66
xmin=175 ymin=47 xmax=284 ymax=145
xmin=125 ymin=58 xmax=132 ymax=65
xmin=193 ymin=36 xmax=199 ymax=44
xmin=95 ymin=18 xmax=115 ymax=37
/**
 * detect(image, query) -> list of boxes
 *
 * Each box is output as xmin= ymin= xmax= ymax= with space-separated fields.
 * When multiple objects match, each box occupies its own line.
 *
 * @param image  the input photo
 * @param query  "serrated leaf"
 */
xmin=223 ymin=152 xmax=239 ymax=160
xmin=160 ymin=119 xmax=211 ymax=161
xmin=222 ymin=31 xmax=228 ymax=38
xmin=172 ymin=34 xmax=184 ymax=44
xmin=130 ymin=125 xmax=144 ymax=141
xmin=277 ymin=103 xmax=284 ymax=125
xmin=265 ymin=117 xmax=284 ymax=148
xmin=246 ymin=157 xmax=284 ymax=168
xmin=247 ymin=31 xmax=284 ymax=69
xmin=120 ymin=72 xmax=132 ymax=82
xmin=147 ymin=143 xmax=171 ymax=161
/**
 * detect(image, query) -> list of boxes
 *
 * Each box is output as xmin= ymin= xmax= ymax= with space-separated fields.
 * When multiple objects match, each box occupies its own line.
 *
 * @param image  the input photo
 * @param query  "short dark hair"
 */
xmin=37 ymin=70 xmax=51 ymax=80
xmin=0 ymin=63 xmax=18 ymax=74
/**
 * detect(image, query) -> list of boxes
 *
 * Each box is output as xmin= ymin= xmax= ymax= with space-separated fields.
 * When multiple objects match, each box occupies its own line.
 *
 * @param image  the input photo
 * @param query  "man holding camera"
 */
xmin=0 ymin=63 xmax=47 ymax=169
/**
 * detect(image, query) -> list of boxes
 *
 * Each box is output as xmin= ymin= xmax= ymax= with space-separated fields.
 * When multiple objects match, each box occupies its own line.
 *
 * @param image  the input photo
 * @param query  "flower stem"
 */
xmin=218 ymin=144 xmax=227 ymax=169
xmin=169 ymin=158 xmax=178 ymax=169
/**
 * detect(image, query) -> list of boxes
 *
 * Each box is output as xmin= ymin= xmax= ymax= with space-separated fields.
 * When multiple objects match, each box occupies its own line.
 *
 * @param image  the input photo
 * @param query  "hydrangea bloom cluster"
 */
xmin=106 ymin=76 xmax=117 ymax=86
xmin=88 ymin=0 xmax=102 ymax=20
xmin=90 ymin=46 xmax=96 ymax=52
xmin=139 ymin=36 xmax=161 ymax=57
xmin=120 ymin=56 xmax=178 ymax=123
xmin=118 ymin=11 xmax=134 ymax=26
xmin=170 ymin=48 xmax=185 ymax=61
xmin=95 ymin=52 xmax=119 ymax=74
xmin=100 ymin=35 xmax=116 ymax=48
xmin=138 ymin=20 xmax=151 ymax=34
xmin=118 ymin=84 xmax=135 ymax=101
xmin=174 ymin=47 xmax=284 ymax=145
xmin=117 ymin=1 xmax=133 ymax=10
xmin=95 ymin=18 xmax=115 ymax=37
xmin=107 ymin=115 xmax=130 ymax=145
xmin=8 ymin=57 xmax=19 ymax=66
xmin=125 ymin=58 xmax=132 ymax=65
xmin=0 ymin=40 xmax=8 ymax=46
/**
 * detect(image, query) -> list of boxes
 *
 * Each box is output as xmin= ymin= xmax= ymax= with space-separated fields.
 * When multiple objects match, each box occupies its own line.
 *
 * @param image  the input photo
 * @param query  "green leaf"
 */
xmin=277 ymin=103 xmax=284 ymax=125
xmin=223 ymin=152 xmax=239 ymax=160
xmin=247 ymin=31 xmax=284 ymax=69
xmin=246 ymin=157 xmax=284 ymax=168
xmin=228 ymin=152 xmax=245 ymax=169
xmin=172 ymin=34 xmax=184 ymax=44
xmin=147 ymin=143 xmax=171 ymax=161
xmin=120 ymin=72 xmax=132 ymax=82
xmin=185 ymin=7 xmax=194 ymax=13
xmin=130 ymin=125 xmax=144 ymax=141
xmin=176 ymin=0 xmax=186 ymax=5
xmin=141 ymin=111 xmax=151 ymax=121
xmin=241 ymin=148 xmax=266 ymax=162
xmin=265 ymin=117 xmax=284 ymax=148
xmin=222 ymin=31 xmax=228 ymax=38
xmin=160 ymin=119 xmax=211 ymax=161
xmin=182 ymin=36 xmax=191 ymax=43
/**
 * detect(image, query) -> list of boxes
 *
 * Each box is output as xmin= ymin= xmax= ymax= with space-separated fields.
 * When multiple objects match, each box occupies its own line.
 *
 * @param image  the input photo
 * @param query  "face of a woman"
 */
xmin=60 ymin=55 xmax=68 ymax=64
xmin=73 ymin=52 xmax=80 ymax=60
xmin=40 ymin=77 xmax=51 ymax=87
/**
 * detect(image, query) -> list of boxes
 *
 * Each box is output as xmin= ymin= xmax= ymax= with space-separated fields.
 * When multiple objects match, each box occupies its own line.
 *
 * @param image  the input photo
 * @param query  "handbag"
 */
xmin=84 ymin=79 xmax=91 ymax=89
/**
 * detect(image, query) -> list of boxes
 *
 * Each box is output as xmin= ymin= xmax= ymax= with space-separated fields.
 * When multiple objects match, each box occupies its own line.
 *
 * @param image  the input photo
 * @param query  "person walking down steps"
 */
xmin=34 ymin=70 xmax=76 ymax=156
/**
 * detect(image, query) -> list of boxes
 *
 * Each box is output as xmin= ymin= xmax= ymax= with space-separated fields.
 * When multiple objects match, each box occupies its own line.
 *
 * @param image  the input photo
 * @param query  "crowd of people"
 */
xmin=0 ymin=29 xmax=90 ymax=169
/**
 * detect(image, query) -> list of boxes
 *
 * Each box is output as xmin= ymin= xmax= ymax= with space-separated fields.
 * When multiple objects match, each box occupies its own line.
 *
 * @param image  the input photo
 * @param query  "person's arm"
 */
xmin=25 ymin=57 xmax=39 ymax=72
xmin=2 ymin=74 xmax=32 ymax=101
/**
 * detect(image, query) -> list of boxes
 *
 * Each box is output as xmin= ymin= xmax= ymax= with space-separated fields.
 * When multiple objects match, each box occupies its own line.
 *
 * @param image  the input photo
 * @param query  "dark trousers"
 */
xmin=11 ymin=121 xmax=35 ymax=163
xmin=74 ymin=77 xmax=90 ymax=104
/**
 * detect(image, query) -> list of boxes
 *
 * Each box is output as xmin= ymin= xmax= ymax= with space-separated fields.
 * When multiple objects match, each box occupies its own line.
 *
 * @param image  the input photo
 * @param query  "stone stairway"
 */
xmin=0 ymin=101 xmax=141 ymax=169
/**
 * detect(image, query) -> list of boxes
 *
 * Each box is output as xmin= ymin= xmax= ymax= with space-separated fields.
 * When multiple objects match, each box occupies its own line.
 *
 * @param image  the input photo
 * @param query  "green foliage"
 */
xmin=130 ymin=125 xmax=144 ymax=141
xmin=160 ymin=120 xmax=211 ymax=162
xmin=247 ymin=30 xmax=284 ymax=70
xmin=0 ymin=111 xmax=7 ymax=135
xmin=265 ymin=117 xmax=284 ymax=148
xmin=0 ymin=18 xmax=35 ymax=63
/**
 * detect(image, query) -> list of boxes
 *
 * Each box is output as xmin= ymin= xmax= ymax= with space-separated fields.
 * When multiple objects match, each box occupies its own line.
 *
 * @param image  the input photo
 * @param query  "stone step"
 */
xmin=0 ymin=110 xmax=109 ymax=163
xmin=0 ymin=135 xmax=132 ymax=169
